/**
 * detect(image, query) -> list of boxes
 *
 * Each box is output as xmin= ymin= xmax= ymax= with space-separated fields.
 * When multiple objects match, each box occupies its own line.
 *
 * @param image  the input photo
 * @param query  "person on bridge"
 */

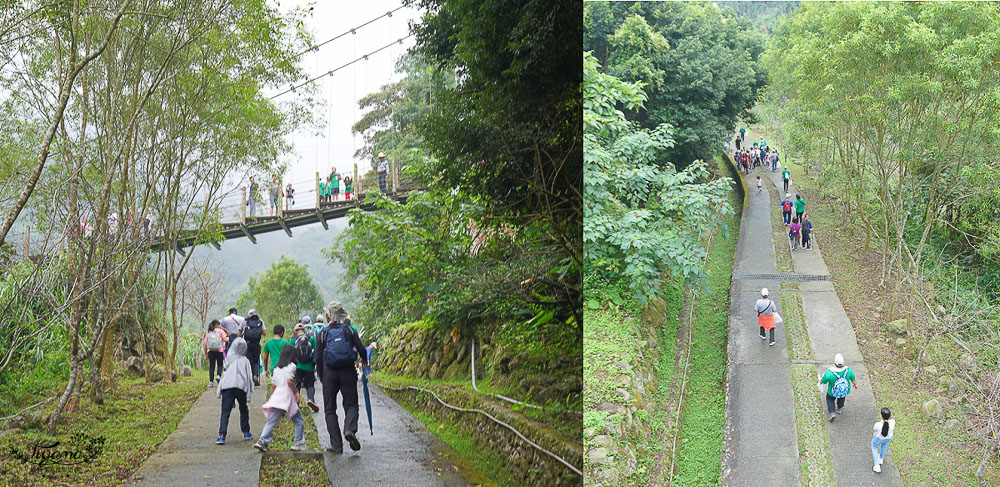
xmin=216 ymin=336 xmax=255 ymax=445
xmin=320 ymin=177 xmax=328 ymax=204
xmin=254 ymin=345 xmax=307 ymax=452
xmin=819 ymin=353 xmax=859 ymax=422
xmin=248 ymin=177 xmax=259 ymax=218
xmin=315 ymin=301 xmax=369 ymax=453
xmin=242 ymin=309 xmax=266 ymax=386
xmin=330 ymin=168 xmax=341 ymax=201
xmin=344 ymin=176 xmax=353 ymax=200
xmin=292 ymin=320 xmax=320 ymax=413
xmin=754 ymin=288 xmax=779 ymax=346
xmin=268 ymin=176 xmax=280 ymax=217
xmin=284 ymin=183 xmax=295 ymax=209
xmin=377 ymin=152 xmax=389 ymax=193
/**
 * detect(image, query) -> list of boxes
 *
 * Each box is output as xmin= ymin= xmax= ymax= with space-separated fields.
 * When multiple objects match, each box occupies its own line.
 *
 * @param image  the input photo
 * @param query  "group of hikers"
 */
xmin=244 ymin=152 xmax=393 ymax=218
xmin=202 ymin=301 xmax=376 ymax=454
xmin=740 ymin=126 xmax=895 ymax=475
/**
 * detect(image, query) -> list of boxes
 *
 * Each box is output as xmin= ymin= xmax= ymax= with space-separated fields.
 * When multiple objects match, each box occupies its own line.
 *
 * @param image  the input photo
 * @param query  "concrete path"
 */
xmin=129 ymin=382 xmax=269 ymax=486
xmin=311 ymin=378 xmax=483 ymax=486
xmin=721 ymin=154 xmax=801 ymax=487
xmin=764 ymin=164 xmax=904 ymax=486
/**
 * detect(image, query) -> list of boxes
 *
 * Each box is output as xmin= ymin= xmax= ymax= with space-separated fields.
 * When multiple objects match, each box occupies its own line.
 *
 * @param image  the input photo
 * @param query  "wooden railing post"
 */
xmin=241 ymin=187 xmax=247 ymax=225
xmin=315 ymin=172 xmax=321 ymax=210
xmin=278 ymin=178 xmax=284 ymax=218
xmin=353 ymin=163 xmax=359 ymax=202
xmin=392 ymin=158 xmax=399 ymax=194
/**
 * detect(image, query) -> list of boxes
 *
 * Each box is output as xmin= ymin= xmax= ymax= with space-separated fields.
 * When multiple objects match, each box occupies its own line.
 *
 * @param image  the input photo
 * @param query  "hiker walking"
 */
xmin=242 ymin=309 xmax=266 ymax=386
xmin=782 ymin=166 xmax=791 ymax=193
xmin=292 ymin=319 xmax=320 ymax=413
xmin=771 ymin=149 xmax=779 ymax=172
xmin=756 ymin=176 xmax=762 ymax=193
xmin=781 ymin=193 xmax=793 ymax=225
xmin=754 ymin=288 xmax=779 ymax=346
xmin=872 ymin=408 xmax=894 ymax=473
xmin=315 ymin=301 xmax=369 ymax=453
xmin=794 ymin=194 xmax=805 ymax=224
xmin=819 ymin=353 xmax=859 ymax=422
xmin=735 ymin=134 xmax=741 ymax=151
xmin=801 ymin=214 xmax=813 ymax=250
xmin=262 ymin=324 xmax=291 ymax=379
xmin=739 ymin=125 xmax=746 ymax=141
xmin=789 ymin=218 xmax=802 ymax=250
xmin=204 ymin=320 xmax=229 ymax=386
xmin=216 ymin=337 xmax=255 ymax=445
xmin=376 ymin=153 xmax=389 ymax=193
xmin=254 ymin=345 xmax=307 ymax=452
xmin=221 ymin=307 xmax=245 ymax=346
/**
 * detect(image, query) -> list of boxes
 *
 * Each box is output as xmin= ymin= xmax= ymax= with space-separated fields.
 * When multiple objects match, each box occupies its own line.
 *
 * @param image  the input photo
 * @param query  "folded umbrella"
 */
xmin=362 ymin=366 xmax=373 ymax=435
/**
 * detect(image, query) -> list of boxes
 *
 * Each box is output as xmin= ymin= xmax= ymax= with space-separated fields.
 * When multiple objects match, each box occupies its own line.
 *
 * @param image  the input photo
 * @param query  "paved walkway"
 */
xmin=311 ymin=379 xmax=484 ymax=486
xmin=721 ymin=141 xmax=903 ymax=486
xmin=129 ymin=382 xmax=269 ymax=486
xmin=130 ymin=375 xmax=486 ymax=486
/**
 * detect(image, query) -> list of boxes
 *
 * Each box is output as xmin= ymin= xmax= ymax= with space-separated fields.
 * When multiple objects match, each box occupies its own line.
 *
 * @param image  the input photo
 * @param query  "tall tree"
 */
xmin=236 ymin=257 xmax=323 ymax=330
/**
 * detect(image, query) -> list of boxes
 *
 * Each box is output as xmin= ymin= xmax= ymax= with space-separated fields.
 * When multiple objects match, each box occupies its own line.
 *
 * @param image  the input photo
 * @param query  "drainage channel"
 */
xmin=731 ymin=272 xmax=830 ymax=282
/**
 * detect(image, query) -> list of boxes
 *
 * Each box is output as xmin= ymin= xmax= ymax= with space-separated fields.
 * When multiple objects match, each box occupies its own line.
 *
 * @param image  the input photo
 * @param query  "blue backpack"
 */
xmin=830 ymin=369 xmax=850 ymax=398
xmin=322 ymin=324 xmax=357 ymax=368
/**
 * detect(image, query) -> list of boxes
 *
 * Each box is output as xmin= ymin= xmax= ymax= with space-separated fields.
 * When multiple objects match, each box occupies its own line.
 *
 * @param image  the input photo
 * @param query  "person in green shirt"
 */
xmin=344 ymin=176 xmax=353 ymax=200
xmin=319 ymin=181 xmax=327 ymax=204
xmin=782 ymin=167 xmax=791 ymax=193
xmin=292 ymin=320 xmax=319 ymax=412
xmin=819 ymin=353 xmax=858 ymax=422
xmin=794 ymin=194 xmax=805 ymax=223
xmin=261 ymin=325 xmax=292 ymax=376
xmin=330 ymin=169 xmax=341 ymax=201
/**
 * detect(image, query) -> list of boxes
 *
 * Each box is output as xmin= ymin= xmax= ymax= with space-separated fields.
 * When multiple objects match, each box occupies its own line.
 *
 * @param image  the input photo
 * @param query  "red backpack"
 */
xmin=783 ymin=201 xmax=792 ymax=211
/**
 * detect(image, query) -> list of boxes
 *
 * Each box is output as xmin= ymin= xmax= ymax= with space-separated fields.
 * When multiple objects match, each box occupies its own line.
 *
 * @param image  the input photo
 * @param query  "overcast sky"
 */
xmin=266 ymin=0 xmax=421 ymax=199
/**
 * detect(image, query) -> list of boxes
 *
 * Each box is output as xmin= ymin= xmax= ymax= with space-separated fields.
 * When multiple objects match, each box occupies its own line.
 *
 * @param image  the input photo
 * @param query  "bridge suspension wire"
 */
xmin=291 ymin=6 xmax=406 ymax=61
xmin=270 ymin=34 xmax=413 ymax=100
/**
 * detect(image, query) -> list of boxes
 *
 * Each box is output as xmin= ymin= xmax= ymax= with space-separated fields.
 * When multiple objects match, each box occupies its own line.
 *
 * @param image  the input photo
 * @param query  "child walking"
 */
xmin=343 ymin=176 xmax=353 ymax=200
xmin=756 ymin=176 xmax=762 ymax=193
xmin=789 ymin=218 xmax=802 ymax=250
xmin=204 ymin=320 xmax=229 ymax=386
xmin=254 ymin=345 xmax=307 ymax=451
xmin=872 ymin=408 xmax=894 ymax=473
xmin=216 ymin=337 xmax=254 ymax=444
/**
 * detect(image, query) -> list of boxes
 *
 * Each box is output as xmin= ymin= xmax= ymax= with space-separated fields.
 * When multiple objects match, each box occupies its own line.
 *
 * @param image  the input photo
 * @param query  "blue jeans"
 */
xmin=871 ymin=435 xmax=891 ymax=464
xmin=259 ymin=409 xmax=305 ymax=446
xmin=219 ymin=388 xmax=250 ymax=437
xmin=783 ymin=210 xmax=791 ymax=225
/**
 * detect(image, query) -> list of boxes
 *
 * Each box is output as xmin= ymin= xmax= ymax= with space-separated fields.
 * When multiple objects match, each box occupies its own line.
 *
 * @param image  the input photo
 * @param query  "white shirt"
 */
xmin=271 ymin=363 xmax=296 ymax=388
xmin=873 ymin=419 xmax=895 ymax=439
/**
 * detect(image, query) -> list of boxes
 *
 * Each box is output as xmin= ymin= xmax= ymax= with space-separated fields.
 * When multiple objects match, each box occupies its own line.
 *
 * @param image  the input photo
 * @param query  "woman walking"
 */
xmin=819 ymin=353 xmax=859 ymax=422
xmin=754 ymin=288 xmax=778 ymax=346
xmin=872 ymin=408 xmax=894 ymax=473
xmin=794 ymin=194 xmax=805 ymax=224
xmin=204 ymin=320 xmax=229 ymax=386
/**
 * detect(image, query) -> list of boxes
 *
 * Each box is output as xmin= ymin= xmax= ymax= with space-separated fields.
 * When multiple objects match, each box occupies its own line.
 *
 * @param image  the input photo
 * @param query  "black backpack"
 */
xmin=294 ymin=334 xmax=313 ymax=364
xmin=321 ymin=323 xmax=357 ymax=368
xmin=243 ymin=316 xmax=264 ymax=342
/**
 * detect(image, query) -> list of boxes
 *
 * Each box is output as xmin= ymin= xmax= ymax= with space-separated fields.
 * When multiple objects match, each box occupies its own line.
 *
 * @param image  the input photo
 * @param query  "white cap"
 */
xmin=761 ymin=288 xmax=769 ymax=297
xmin=834 ymin=353 xmax=845 ymax=366
xmin=785 ymin=193 xmax=791 ymax=199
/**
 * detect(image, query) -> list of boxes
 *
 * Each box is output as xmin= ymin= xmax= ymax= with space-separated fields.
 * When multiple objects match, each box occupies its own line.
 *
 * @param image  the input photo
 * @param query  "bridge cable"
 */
xmin=270 ymin=34 xmax=413 ymax=100
xmin=290 ymin=6 xmax=405 ymax=61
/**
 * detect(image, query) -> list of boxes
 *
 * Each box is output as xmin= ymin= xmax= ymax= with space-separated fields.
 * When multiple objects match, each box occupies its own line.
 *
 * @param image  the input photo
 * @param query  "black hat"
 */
xmin=228 ymin=307 xmax=237 ymax=314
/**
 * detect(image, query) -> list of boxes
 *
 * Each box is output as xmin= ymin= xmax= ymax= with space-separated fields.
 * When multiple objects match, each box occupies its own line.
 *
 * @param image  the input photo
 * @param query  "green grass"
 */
xmin=780 ymin=292 xmax=813 ymax=362
xmin=671 ymin=158 xmax=740 ymax=486
xmin=259 ymin=456 xmax=327 ymax=487
xmin=0 ymin=370 xmax=209 ymax=486
xmin=790 ymin=365 xmax=834 ymax=487
xmin=406 ymin=408 xmax=506 ymax=487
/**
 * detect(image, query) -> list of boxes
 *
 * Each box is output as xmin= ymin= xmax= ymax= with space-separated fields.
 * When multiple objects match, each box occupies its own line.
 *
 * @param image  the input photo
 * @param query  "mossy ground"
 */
xmin=0 ymin=370 xmax=208 ymax=486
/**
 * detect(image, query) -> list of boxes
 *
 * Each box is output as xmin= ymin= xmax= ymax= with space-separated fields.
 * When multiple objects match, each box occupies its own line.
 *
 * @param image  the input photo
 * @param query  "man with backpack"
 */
xmin=315 ymin=301 xmax=369 ymax=453
xmin=819 ymin=353 xmax=859 ymax=422
xmin=781 ymin=193 xmax=794 ymax=226
xmin=241 ymin=309 xmax=266 ymax=386
xmin=782 ymin=166 xmax=791 ymax=193
xmin=292 ymin=318 xmax=320 ymax=413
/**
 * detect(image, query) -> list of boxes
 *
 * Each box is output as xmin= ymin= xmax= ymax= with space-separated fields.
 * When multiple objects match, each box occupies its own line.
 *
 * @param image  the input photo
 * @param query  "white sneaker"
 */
xmin=873 ymin=464 xmax=881 ymax=473
xmin=290 ymin=443 xmax=307 ymax=451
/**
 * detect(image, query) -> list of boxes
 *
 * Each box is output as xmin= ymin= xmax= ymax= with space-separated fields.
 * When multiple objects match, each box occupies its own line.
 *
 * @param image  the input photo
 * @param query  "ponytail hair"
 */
xmin=880 ymin=407 xmax=891 ymax=436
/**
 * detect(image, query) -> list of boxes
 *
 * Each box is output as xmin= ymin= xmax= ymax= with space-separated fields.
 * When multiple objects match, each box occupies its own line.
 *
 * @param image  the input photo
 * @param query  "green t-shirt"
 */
xmin=782 ymin=169 xmax=790 ymax=181
xmin=263 ymin=336 xmax=292 ymax=372
xmin=344 ymin=180 xmax=352 ymax=192
xmin=319 ymin=182 xmax=326 ymax=195
xmin=292 ymin=334 xmax=317 ymax=372
xmin=821 ymin=367 xmax=855 ymax=396
xmin=794 ymin=198 xmax=805 ymax=213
